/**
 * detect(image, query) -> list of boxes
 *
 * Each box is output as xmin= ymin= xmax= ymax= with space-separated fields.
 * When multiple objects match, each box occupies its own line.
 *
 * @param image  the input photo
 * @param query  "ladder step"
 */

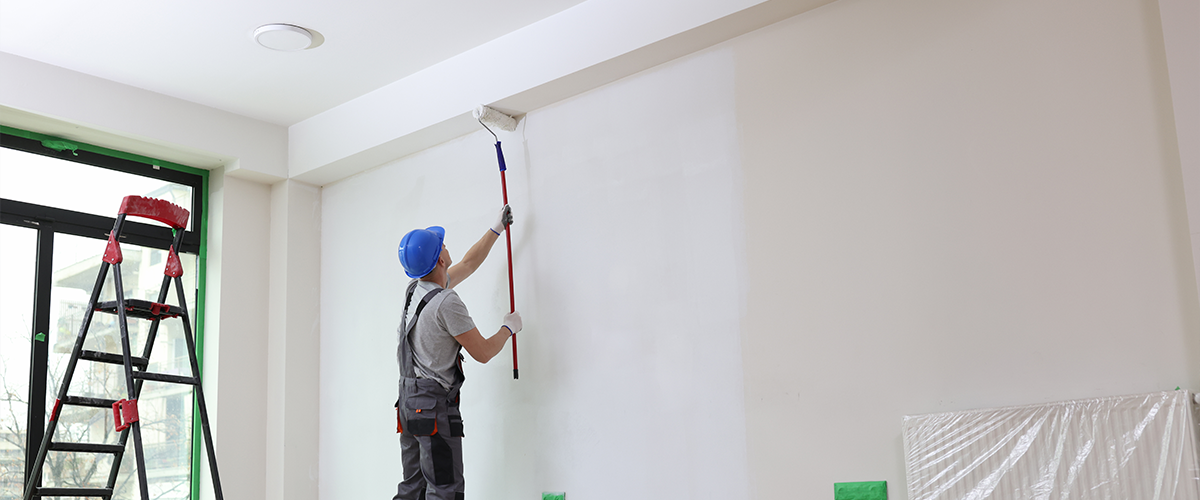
xmin=62 ymin=396 xmax=119 ymax=408
xmin=48 ymin=441 xmax=124 ymax=454
xmin=132 ymin=371 xmax=199 ymax=385
xmin=79 ymin=350 xmax=149 ymax=369
xmin=36 ymin=487 xmax=113 ymax=497
xmin=94 ymin=299 xmax=183 ymax=320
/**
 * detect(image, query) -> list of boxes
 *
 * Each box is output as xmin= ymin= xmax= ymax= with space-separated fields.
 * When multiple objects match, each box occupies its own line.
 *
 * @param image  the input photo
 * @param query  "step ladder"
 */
xmin=23 ymin=195 xmax=222 ymax=500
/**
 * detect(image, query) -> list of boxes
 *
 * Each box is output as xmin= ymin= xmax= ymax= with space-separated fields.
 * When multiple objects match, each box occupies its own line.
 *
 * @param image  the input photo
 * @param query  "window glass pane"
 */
xmin=43 ymin=233 xmax=196 ymax=497
xmin=0 ymin=225 xmax=35 ymax=497
xmin=0 ymin=148 xmax=194 ymax=230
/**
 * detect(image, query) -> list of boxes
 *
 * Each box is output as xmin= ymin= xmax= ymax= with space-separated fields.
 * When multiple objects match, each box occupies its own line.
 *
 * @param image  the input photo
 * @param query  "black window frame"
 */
xmin=0 ymin=133 xmax=203 ymax=253
xmin=0 ymin=130 xmax=205 ymax=491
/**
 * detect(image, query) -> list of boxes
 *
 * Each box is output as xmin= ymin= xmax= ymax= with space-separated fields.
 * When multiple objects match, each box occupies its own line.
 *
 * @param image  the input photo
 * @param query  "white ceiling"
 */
xmin=2 ymin=0 xmax=840 ymax=185
xmin=0 ymin=0 xmax=587 ymax=126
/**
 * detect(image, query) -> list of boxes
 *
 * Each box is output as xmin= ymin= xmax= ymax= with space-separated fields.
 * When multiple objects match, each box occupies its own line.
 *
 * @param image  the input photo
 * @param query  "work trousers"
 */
xmin=394 ymin=378 xmax=464 ymax=500
xmin=395 ymin=431 xmax=464 ymax=500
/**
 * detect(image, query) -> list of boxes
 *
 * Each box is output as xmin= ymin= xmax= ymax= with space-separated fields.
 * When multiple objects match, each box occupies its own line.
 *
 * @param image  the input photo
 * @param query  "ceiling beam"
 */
xmin=0 ymin=51 xmax=288 ymax=183
xmin=288 ymin=0 xmax=836 ymax=186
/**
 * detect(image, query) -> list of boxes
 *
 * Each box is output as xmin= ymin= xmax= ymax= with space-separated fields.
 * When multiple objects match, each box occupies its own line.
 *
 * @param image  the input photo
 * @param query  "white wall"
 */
xmin=267 ymin=180 xmax=322 ymax=500
xmin=320 ymin=0 xmax=1200 ymax=499
xmin=321 ymin=47 xmax=750 ymax=499
xmin=201 ymin=168 xmax=272 ymax=500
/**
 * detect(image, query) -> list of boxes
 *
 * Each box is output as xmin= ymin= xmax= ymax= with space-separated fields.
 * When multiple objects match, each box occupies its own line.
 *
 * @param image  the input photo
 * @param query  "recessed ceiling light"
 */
xmin=253 ymin=23 xmax=324 ymax=51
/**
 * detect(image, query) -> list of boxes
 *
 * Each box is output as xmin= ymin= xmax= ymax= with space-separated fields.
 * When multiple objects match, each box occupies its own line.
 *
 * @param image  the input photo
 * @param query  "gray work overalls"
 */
xmin=394 ymin=281 xmax=467 ymax=500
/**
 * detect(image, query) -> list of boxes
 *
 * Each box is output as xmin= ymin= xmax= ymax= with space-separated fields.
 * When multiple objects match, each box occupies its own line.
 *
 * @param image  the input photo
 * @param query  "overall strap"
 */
xmin=447 ymin=353 xmax=466 ymax=404
xmin=399 ymin=280 xmax=444 ymax=378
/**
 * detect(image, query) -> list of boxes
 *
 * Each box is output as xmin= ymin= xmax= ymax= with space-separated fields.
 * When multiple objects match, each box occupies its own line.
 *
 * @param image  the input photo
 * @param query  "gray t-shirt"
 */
xmin=399 ymin=280 xmax=476 ymax=390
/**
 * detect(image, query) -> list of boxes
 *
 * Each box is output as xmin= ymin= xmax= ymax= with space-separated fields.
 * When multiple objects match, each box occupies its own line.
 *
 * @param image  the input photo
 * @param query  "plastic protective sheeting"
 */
xmin=903 ymin=391 xmax=1200 ymax=500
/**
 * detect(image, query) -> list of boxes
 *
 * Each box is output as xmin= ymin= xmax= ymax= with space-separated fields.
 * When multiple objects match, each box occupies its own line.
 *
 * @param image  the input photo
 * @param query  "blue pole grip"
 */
xmin=494 ymin=141 xmax=507 ymax=172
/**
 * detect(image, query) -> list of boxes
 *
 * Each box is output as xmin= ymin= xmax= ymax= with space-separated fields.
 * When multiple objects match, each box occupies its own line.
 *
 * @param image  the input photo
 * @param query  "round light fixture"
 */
xmin=253 ymin=23 xmax=323 ymax=51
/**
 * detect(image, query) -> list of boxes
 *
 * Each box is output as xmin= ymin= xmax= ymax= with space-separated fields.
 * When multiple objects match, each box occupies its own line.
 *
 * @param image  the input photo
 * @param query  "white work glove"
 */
xmin=502 ymin=311 xmax=523 ymax=335
xmin=491 ymin=204 xmax=513 ymax=235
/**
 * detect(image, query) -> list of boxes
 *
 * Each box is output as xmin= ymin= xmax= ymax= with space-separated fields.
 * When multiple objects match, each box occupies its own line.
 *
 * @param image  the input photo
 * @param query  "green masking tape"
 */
xmin=34 ymin=333 xmax=46 ymax=342
xmin=41 ymin=139 xmax=79 ymax=156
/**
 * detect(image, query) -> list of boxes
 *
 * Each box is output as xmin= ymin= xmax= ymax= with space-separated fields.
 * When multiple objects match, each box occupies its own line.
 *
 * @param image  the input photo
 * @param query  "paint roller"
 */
xmin=474 ymin=105 xmax=517 ymax=133
xmin=474 ymin=105 xmax=520 ymax=380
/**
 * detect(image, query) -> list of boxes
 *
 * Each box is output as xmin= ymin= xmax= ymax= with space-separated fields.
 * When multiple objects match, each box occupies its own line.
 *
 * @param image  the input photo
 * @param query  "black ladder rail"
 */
xmin=22 ymin=258 xmax=111 ymax=499
xmin=93 ymin=271 xmax=185 ymax=497
xmin=174 ymin=272 xmax=223 ymax=500
xmin=111 ymin=260 xmax=152 ymax=500
xmin=25 ymin=211 xmax=146 ymax=499
xmin=102 ymin=241 xmax=179 ymax=493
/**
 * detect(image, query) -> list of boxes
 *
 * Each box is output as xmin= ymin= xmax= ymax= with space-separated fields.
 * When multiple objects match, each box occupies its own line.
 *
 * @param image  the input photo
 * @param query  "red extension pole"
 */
xmin=496 ymin=141 xmax=518 ymax=380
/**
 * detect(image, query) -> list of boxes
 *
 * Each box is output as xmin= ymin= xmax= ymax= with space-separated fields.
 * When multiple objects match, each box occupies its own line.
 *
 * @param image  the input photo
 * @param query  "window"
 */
xmin=0 ymin=129 xmax=206 ymax=500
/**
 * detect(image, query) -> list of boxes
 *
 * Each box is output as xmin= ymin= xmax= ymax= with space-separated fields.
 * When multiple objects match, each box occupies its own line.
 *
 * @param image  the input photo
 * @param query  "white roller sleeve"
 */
xmin=473 ymin=105 xmax=518 ymax=131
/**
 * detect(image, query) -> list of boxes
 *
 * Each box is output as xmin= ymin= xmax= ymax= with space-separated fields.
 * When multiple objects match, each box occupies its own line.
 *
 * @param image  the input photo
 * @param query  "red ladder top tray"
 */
xmin=118 ymin=195 xmax=189 ymax=229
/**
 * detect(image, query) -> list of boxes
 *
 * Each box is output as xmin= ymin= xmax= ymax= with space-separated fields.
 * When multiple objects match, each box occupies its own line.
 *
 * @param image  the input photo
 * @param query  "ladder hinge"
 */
xmin=112 ymin=399 xmax=139 ymax=431
xmin=103 ymin=231 xmax=122 ymax=264
xmin=165 ymin=246 xmax=183 ymax=277
xmin=149 ymin=302 xmax=173 ymax=317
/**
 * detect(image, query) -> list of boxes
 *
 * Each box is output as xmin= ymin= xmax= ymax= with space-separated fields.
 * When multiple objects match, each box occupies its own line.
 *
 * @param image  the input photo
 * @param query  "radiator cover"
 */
xmin=903 ymin=390 xmax=1200 ymax=500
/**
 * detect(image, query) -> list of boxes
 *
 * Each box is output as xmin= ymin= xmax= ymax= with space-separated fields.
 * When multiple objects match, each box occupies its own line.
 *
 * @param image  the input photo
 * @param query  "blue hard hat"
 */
xmin=398 ymin=226 xmax=445 ymax=278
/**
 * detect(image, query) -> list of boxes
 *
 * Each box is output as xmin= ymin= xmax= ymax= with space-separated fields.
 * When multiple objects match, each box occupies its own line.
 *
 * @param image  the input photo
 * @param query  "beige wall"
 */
xmin=736 ymin=0 xmax=1200 ymax=496
xmin=1159 ymin=0 xmax=1200 ymax=304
